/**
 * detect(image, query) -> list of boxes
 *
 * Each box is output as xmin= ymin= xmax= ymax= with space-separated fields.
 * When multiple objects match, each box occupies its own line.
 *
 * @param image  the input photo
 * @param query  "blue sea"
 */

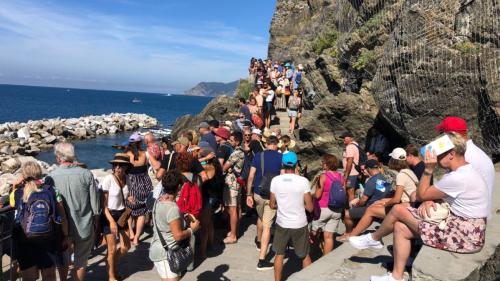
xmin=0 ymin=84 xmax=212 ymax=168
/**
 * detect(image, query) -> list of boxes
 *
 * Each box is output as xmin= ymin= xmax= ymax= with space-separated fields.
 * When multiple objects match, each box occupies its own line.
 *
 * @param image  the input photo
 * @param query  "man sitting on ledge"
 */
xmin=349 ymin=132 xmax=490 ymax=281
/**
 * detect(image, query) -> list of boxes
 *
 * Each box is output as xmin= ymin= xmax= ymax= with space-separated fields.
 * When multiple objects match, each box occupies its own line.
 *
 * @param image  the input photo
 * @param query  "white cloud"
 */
xmin=0 ymin=1 xmax=268 ymax=93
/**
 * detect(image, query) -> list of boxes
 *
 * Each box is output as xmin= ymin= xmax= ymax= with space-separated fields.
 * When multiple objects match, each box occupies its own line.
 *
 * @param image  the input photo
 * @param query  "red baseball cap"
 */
xmin=214 ymin=127 xmax=230 ymax=140
xmin=435 ymin=116 xmax=468 ymax=133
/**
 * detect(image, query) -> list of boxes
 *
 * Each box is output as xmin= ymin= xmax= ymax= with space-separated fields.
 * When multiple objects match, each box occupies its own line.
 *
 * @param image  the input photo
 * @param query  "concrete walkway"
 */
xmin=85 ymin=214 xmax=306 ymax=281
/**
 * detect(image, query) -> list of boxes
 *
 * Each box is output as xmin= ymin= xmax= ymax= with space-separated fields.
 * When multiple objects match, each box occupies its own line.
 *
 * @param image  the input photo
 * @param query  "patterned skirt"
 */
xmin=126 ymin=172 xmax=153 ymax=216
xmin=408 ymin=207 xmax=486 ymax=253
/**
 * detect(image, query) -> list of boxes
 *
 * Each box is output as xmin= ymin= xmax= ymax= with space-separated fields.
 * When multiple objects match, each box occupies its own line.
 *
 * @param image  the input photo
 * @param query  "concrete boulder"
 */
xmin=17 ymin=127 xmax=30 ymax=139
xmin=1 ymin=158 xmax=20 ymax=173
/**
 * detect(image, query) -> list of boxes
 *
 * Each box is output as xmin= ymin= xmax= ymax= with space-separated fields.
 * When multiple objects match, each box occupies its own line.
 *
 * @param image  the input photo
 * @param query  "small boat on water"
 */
xmin=132 ymin=98 xmax=142 ymax=103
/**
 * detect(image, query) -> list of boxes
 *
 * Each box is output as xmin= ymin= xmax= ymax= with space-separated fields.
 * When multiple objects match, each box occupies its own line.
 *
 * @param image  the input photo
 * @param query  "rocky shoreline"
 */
xmin=0 ymin=113 xmax=158 ymax=193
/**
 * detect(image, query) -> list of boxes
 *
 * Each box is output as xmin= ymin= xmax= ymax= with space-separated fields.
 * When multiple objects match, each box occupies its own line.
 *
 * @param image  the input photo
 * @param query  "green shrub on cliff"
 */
xmin=454 ymin=41 xmax=480 ymax=54
xmin=358 ymin=11 xmax=388 ymax=37
xmin=313 ymin=29 xmax=339 ymax=54
xmin=235 ymin=79 xmax=253 ymax=100
xmin=353 ymin=49 xmax=380 ymax=71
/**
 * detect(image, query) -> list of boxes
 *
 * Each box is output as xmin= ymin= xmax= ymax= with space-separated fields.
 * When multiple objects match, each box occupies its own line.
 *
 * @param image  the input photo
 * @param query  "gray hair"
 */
xmin=446 ymin=132 xmax=467 ymax=156
xmin=54 ymin=142 xmax=76 ymax=162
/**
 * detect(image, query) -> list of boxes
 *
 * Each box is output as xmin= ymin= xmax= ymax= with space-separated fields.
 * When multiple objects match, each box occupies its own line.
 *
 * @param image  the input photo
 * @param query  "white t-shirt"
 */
xmin=435 ymin=164 xmax=489 ymax=219
xmin=265 ymin=90 xmax=275 ymax=102
xmin=100 ymin=174 xmax=129 ymax=211
xmin=465 ymin=139 xmax=495 ymax=218
xmin=396 ymin=169 xmax=418 ymax=203
xmin=270 ymin=173 xmax=310 ymax=229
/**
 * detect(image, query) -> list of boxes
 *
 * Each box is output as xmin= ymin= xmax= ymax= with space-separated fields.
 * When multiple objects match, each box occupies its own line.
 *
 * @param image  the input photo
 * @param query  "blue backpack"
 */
xmin=326 ymin=173 xmax=346 ymax=210
xmin=20 ymin=186 xmax=56 ymax=240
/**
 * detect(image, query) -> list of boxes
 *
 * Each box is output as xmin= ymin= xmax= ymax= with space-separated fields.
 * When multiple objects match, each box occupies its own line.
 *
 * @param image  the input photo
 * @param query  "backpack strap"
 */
xmin=260 ymin=152 xmax=265 ymax=179
xmin=400 ymin=170 xmax=418 ymax=185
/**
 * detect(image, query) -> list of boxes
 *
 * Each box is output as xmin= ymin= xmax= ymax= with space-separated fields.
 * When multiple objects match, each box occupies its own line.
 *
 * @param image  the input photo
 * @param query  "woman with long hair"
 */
xmin=125 ymin=133 xmax=153 ymax=246
xmin=149 ymin=170 xmax=200 ymax=281
xmin=100 ymin=153 xmax=133 ymax=281
xmin=12 ymin=161 xmax=66 ymax=281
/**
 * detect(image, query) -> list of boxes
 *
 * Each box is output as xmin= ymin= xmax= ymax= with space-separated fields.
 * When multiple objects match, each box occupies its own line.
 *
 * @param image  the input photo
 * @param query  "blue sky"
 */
xmin=0 ymin=0 xmax=276 ymax=93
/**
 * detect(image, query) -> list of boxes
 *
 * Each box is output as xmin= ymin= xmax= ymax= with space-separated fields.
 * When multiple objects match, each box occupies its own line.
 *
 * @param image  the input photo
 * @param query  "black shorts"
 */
xmin=349 ymin=206 xmax=368 ymax=220
xmin=272 ymin=225 xmax=309 ymax=258
xmin=101 ymin=210 xmax=128 ymax=235
xmin=13 ymin=226 xmax=63 ymax=270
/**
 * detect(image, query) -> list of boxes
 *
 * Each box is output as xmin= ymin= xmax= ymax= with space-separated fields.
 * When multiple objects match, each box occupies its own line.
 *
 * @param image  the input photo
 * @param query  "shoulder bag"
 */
xmin=113 ymin=175 xmax=132 ymax=228
xmin=153 ymin=201 xmax=193 ymax=273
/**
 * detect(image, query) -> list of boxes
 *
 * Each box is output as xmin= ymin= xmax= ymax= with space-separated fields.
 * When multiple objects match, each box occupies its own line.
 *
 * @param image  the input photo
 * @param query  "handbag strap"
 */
xmin=153 ymin=200 xmax=169 ymax=250
xmin=166 ymin=153 xmax=174 ymax=171
xmin=112 ymin=174 xmax=126 ymax=206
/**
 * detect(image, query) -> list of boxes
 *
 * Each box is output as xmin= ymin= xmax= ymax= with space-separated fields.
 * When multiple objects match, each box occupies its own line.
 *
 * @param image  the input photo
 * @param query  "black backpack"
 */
xmin=350 ymin=143 xmax=367 ymax=173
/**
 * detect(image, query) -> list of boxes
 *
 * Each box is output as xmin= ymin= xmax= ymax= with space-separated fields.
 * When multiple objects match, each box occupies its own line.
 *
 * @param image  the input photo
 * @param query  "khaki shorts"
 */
xmin=254 ymin=193 xmax=276 ymax=228
xmin=272 ymin=224 xmax=310 ymax=258
xmin=223 ymin=188 xmax=240 ymax=207
xmin=70 ymin=233 xmax=95 ymax=269
xmin=311 ymin=207 xmax=342 ymax=233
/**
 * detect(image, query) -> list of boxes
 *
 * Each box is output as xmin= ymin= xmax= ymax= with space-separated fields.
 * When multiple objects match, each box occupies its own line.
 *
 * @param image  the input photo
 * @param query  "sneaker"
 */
xmin=370 ymin=272 xmax=403 ymax=281
xmin=256 ymin=259 xmax=274 ymax=271
xmin=254 ymin=237 xmax=261 ymax=251
xmin=349 ymin=233 xmax=383 ymax=250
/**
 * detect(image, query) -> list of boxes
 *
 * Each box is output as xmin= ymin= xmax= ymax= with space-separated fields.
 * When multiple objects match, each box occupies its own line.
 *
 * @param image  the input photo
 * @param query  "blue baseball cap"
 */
xmin=282 ymin=152 xmax=298 ymax=166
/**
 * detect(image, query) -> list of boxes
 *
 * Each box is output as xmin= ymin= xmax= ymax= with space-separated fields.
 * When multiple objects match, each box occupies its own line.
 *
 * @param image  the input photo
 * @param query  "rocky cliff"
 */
xmin=184 ymin=80 xmax=239 ymax=97
xmin=269 ymin=0 xmax=499 ymax=164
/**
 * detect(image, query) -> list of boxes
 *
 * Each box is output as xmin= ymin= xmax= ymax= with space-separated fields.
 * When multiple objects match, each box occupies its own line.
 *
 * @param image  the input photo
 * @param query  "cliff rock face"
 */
xmin=269 ymin=0 xmax=499 ymax=161
xmin=172 ymin=96 xmax=237 ymax=137
xmin=184 ymin=81 xmax=239 ymax=97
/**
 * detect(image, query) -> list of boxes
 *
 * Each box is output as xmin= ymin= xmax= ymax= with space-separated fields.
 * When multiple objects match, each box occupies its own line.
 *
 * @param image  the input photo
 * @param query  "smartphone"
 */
xmin=187 ymin=214 xmax=196 ymax=223
xmin=420 ymin=134 xmax=455 ymax=157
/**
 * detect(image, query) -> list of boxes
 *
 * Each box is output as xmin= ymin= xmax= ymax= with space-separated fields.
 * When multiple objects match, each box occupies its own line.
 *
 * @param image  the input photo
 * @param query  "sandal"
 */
xmin=223 ymin=237 xmax=238 ymax=244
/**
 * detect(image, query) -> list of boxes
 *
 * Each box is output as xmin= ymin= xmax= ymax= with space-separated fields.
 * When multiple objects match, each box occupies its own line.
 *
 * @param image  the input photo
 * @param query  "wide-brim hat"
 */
xmin=278 ymin=139 xmax=296 ymax=149
xmin=109 ymin=153 xmax=131 ymax=165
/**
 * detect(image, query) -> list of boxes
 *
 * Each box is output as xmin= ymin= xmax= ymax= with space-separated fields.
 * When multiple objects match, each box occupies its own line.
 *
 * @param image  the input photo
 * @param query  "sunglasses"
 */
xmin=244 ymin=134 xmax=252 ymax=137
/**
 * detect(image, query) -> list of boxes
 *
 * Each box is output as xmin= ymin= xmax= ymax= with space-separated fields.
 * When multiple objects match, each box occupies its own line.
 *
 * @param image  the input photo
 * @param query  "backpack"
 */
xmin=220 ymin=143 xmax=234 ymax=162
xmin=177 ymin=178 xmax=202 ymax=218
xmin=20 ymin=186 xmax=56 ymax=240
xmin=326 ymin=172 xmax=346 ymax=210
xmin=257 ymin=152 xmax=280 ymax=199
xmin=251 ymin=114 xmax=264 ymax=129
xmin=350 ymin=143 xmax=367 ymax=174
xmin=294 ymin=71 xmax=302 ymax=85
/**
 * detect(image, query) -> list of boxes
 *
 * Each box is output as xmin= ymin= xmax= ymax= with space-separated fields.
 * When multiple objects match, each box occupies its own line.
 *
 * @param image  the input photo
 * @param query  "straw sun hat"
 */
xmin=109 ymin=153 xmax=131 ymax=165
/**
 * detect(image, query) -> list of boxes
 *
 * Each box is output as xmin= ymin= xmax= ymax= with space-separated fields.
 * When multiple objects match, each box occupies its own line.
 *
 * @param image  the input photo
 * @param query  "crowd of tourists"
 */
xmin=0 ymin=58 xmax=495 ymax=281
xmin=246 ymin=58 xmax=305 ymax=133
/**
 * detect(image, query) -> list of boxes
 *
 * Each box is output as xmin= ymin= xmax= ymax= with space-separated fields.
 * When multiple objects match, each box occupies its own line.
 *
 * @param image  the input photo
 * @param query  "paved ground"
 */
xmin=84 ymin=214 xmax=313 ymax=281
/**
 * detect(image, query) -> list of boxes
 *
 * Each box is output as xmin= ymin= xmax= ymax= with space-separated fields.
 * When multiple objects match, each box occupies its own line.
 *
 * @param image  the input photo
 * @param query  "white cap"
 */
xmin=389 ymin=147 xmax=407 ymax=160
xmin=252 ymin=128 xmax=262 ymax=135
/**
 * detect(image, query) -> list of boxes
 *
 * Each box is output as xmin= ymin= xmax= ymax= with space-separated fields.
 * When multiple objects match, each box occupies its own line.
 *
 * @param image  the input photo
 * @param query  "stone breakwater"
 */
xmin=0 ymin=112 xmax=157 ymax=176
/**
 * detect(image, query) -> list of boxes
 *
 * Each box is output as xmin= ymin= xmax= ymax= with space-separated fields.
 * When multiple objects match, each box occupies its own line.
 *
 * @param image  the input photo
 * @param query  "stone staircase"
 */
xmin=271 ymin=110 xmax=295 ymax=138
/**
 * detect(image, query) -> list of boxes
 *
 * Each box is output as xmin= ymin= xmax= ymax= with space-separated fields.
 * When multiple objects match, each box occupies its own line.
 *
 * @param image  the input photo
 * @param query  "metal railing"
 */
xmin=0 ymin=207 xmax=16 ymax=281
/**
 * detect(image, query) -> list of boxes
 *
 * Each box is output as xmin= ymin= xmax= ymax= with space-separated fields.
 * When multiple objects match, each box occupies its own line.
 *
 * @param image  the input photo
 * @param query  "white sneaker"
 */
xmin=370 ymin=272 xmax=403 ymax=281
xmin=349 ymin=233 xmax=383 ymax=249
